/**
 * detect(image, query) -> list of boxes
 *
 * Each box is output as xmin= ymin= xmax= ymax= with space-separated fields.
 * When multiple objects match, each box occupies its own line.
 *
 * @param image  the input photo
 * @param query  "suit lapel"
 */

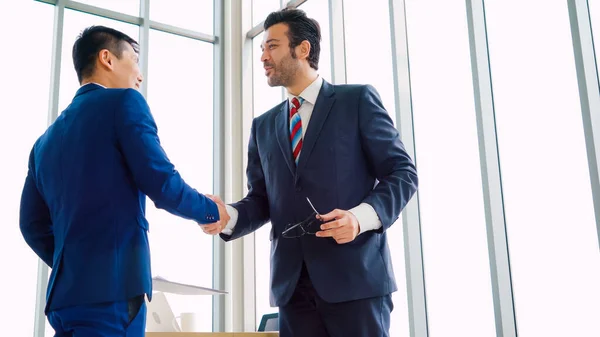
xmin=297 ymin=81 xmax=335 ymax=173
xmin=275 ymin=100 xmax=296 ymax=176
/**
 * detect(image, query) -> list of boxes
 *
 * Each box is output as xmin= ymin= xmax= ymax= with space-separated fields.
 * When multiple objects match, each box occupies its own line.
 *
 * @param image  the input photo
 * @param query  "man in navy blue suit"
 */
xmin=19 ymin=26 xmax=228 ymax=336
xmin=203 ymin=9 xmax=418 ymax=337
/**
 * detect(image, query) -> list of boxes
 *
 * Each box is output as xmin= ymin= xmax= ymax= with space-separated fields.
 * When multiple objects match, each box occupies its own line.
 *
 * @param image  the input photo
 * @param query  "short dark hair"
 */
xmin=264 ymin=8 xmax=321 ymax=70
xmin=72 ymin=25 xmax=139 ymax=84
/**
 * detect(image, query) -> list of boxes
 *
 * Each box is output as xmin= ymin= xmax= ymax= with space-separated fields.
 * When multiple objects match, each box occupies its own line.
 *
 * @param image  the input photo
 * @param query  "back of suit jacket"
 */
xmin=20 ymin=84 xmax=219 ymax=313
xmin=224 ymin=81 xmax=418 ymax=306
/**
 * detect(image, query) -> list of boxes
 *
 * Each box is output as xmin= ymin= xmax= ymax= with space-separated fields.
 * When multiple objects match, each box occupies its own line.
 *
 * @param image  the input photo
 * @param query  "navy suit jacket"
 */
xmin=221 ymin=81 xmax=418 ymax=306
xmin=19 ymin=84 xmax=219 ymax=313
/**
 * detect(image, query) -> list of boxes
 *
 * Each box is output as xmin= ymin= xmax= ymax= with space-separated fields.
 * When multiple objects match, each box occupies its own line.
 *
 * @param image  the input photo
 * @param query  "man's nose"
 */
xmin=261 ymin=50 xmax=270 ymax=63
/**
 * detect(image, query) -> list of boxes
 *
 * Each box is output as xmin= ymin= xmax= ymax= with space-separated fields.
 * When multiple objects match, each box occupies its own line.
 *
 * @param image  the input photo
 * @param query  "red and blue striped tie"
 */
xmin=290 ymin=97 xmax=304 ymax=165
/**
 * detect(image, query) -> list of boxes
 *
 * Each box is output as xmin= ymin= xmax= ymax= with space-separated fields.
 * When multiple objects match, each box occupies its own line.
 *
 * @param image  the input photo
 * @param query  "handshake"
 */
xmin=200 ymin=194 xmax=231 ymax=235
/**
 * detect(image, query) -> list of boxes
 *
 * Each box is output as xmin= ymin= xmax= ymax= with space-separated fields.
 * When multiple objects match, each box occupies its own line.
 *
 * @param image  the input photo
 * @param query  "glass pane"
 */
xmin=252 ymin=32 xmax=284 ymax=327
xmin=405 ymin=1 xmax=496 ymax=336
xmin=0 ymin=2 xmax=54 ymax=336
xmin=59 ymin=9 xmax=139 ymax=112
xmin=253 ymin=32 xmax=285 ymax=116
xmin=253 ymin=0 xmax=280 ymax=27
xmin=344 ymin=1 xmax=408 ymax=335
xmin=297 ymin=0 xmax=332 ymax=83
xmin=344 ymin=0 xmax=396 ymax=123
xmin=485 ymin=1 xmax=600 ymax=336
xmin=151 ymin=0 xmax=213 ymax=34
xmin=147 ymin=29 xmax=214 ymax=331
xmin=590 ymin=0 xmax=600 ymax=81
xmin=75 ymin=0 xmax=139 ymax=16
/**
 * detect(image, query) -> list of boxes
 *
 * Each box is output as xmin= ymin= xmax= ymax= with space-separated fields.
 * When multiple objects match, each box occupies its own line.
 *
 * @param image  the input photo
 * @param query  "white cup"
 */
xmin=171 ymin=312 xmax=202 ymax=332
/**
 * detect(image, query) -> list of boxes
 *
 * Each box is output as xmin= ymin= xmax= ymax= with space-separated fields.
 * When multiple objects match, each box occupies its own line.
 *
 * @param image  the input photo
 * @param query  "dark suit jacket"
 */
xmin=19 ymin=84 xmax=219 ymax=313
xmin=221 ymin=81 xmax=418 ymax=306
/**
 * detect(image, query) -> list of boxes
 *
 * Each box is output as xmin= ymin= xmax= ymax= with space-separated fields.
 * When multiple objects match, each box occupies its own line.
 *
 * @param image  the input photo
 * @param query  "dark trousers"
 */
xmin=48 ymin=295 xmax=146 ymax=337
xmin=279 ymin=264 xmax=393 ymax=337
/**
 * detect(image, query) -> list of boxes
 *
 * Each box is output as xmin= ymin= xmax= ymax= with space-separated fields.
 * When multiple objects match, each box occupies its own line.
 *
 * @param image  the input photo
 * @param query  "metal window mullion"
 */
xmin=246 ymin=0 xmax=308 ymax=40
xmin=149 ymin=21 xmax=216 ymax=43
xmin=567 ymin=0 xmax=600 ymax=253
xmin=241 ymin=0 xmax=257 ymax=330
xmin=465 ymin=1 xmax=517 ymax=336
xmin=388 ymin=1 xmax=428 ymax=336
xmin=36 ymin=0 xmax=217 ymax=43
xmin=328 ymin=0 xmax=346 ymax=84
xmin=222 ymin=0 xmax=246 ymax=332
xmin=35 ymin=2 xmax=66 ymax=337
xmin=213 ymin=0 xmax=226 ymax=332
xmin=64 ymin=0 xmax=141 ymax=25
xmin=138 ymin=0 xmax=149 ymax=98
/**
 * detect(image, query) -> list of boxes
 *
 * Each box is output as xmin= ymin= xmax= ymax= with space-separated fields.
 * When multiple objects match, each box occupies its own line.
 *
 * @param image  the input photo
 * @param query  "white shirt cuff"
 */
xmin=349 ymin=203 xmax=382 ymax=235
xmin=221 ymin=205 xmax=239 ymax=236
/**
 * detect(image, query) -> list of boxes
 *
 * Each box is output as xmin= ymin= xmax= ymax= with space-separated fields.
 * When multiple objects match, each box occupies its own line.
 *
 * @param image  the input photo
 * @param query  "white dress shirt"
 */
xmin=222 ymin=76 xmax=382 ymax=236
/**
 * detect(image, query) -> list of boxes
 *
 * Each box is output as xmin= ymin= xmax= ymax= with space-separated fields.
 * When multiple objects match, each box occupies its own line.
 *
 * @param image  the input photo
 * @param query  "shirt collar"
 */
xmin=287 ymin=76 xmax=323 ymax=106
xmin=81 ymin=82 xmax=107 ymax=89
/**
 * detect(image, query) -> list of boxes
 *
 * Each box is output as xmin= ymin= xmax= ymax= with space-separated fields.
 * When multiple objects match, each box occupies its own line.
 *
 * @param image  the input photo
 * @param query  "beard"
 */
xmin=266 ymin=53 xmax=301 ymax=87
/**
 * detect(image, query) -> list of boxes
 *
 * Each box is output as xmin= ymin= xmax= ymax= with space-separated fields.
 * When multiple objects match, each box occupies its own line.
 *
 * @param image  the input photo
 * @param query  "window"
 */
xmin=0 ymin=3 xmax=54 ymax=336
xmin=74 ymin=0 xmax=139 ymax=16
xmin=146 ymin=29 xmax=215 ymax=332
xmin=252 ymin=32 xmax=285 ymax=327
xmin=59 ymin=9 xmax=139 ymax=113
xmin=252 ymin=0 xmax=280 ymax=27
xmin=151 ymin=0 xmax=213 ymax=34
xmin=486 ymin=1 xmax=600 ymax=336
xmin=589 ymin=0 xmax=600 ymax=81
xmin=405 ymin=1 xmax=496 ymax=336
xmin=344 ymin=2 xmax=410 ymax=336
xmin=297 ymin=0 xmax=332 ymax=83
xmin=344 ymin=0 xmax=396 ymax=121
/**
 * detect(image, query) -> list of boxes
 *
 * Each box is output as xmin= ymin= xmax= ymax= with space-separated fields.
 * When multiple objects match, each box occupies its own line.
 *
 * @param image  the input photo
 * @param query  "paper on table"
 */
xmin=152 ymin=275 xmax=228 ymax=295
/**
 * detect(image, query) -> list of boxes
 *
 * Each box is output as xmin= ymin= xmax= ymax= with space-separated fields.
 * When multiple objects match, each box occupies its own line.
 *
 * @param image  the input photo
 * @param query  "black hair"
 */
xmin=72 ymin=25 xmax=139 ymax=83
xmin=264 ymin=8 xmax=321 ymax=70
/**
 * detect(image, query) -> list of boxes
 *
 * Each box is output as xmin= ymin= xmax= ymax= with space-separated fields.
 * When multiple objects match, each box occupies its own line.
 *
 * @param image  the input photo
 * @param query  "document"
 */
xmin=152 ymin=275 xmax=228 ymax=295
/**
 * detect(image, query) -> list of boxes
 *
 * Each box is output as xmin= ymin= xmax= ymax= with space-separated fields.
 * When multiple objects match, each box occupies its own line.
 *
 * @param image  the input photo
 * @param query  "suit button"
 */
xmin=296 ymin=186 xmax=302 ymax=192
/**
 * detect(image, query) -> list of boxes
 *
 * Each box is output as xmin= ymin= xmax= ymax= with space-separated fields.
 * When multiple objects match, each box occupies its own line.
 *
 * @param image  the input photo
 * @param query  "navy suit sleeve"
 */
xmin=359 ymin=85 xmax=418 ymax=231
xmin=114 ymin=89 xmax=219 ymax=224
xmin=20 ymin=148 xmax=54 ymax=267
xmin=221 ymin=119 xmax=270 ymax=241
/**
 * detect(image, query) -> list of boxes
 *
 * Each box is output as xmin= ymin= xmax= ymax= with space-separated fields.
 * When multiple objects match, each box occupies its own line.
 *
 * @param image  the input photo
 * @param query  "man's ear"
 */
xmin=97 ymin=49 xmax=113 ymax=70
xmin=298 ymin=40 xmax=311 ymax=60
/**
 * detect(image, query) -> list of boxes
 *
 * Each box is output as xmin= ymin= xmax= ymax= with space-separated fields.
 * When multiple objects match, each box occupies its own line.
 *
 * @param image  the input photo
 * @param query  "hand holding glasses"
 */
xmin=281 ymin=197 xmax=324 ymax=239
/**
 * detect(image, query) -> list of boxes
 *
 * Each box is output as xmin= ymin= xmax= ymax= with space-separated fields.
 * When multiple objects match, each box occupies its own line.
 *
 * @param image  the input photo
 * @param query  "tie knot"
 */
xmin=292 ymin=96 xmax=303 ymax=110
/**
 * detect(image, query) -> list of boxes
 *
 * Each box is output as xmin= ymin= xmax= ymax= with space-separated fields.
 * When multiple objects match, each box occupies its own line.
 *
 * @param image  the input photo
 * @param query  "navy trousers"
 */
xmin=279 ymin=264 xmax=393 ymax=337
xmin=48 ymin=295 xmax=146 ymax=337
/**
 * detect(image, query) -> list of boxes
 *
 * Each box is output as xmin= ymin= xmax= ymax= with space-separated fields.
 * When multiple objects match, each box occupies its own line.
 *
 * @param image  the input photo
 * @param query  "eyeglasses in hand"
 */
xmin=281 ymin=197 xmax=323 ymax=239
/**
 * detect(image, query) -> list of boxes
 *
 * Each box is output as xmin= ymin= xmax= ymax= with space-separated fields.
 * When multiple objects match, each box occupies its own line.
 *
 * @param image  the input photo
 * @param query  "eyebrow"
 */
xmin=265 ymin=39 xmax=280 ymax=44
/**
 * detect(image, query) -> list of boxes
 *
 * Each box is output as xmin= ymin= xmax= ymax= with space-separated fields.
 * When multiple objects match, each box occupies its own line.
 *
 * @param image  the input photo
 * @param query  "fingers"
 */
xmin=319 ymin=219 xmax=344 ymax=231
xmin=201 ymin=221 xmax=223 ymax=235
xmin=317 ymin=209 xmax=343 ymax=222
xmin=217 ymin=203 xmax=231 ymax=222
xmin=315 ymin=210 xmax=358 ymax=244
xmin=316 ymin=227 xmax=353 ymax=244
xmin=315 ymin=226 xmax=345 ymax=238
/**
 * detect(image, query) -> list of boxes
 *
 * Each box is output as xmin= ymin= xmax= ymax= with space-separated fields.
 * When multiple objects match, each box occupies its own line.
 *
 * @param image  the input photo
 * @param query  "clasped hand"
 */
xmin=200 ymin=194 xmax=230 ymax=235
